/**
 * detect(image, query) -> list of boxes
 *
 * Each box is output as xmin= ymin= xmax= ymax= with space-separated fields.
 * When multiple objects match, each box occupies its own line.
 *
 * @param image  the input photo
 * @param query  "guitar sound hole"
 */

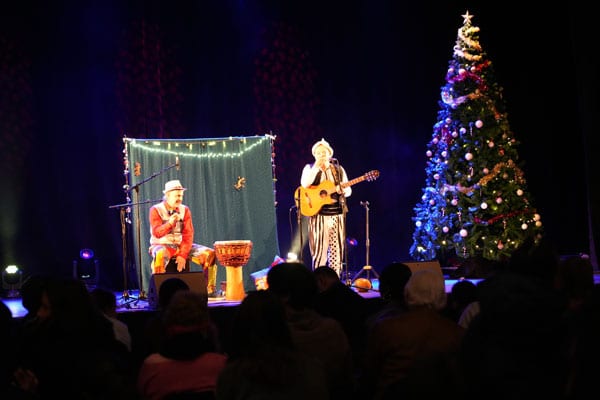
xmin=319 ymin=190 xmax=327 ymax=198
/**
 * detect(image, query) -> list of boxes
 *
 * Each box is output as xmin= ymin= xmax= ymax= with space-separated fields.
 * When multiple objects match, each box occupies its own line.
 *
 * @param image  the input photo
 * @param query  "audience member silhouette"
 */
xmin=137 ymin=290 xmax=226 ymax=400
xmin=365 ymin=261 xmax=412 ymax=331
xmin=456 ymin=295 xmax=481 ymax=330
xmin=90 ymin=286 xmax=133 ymax=352
xmin=216 ymin=290 xmax=329 ymax=400
xmin=313 ymin=265 xmax=369 ymax=367
xmin=19 ymin=274 xmax=50 ymax=322
xmin=267 ymin=262 xmax=355 ymax=400
xmin=362 ymin=269 xmax=465 ymax=399
xmin=0 ymin=301 xmax=20 ymax=398
xmin=138 ymin=277 xmax=191 ymax=361
xmin=555 ymin=254 xmax=600 ymax=399
xmin=14 ymin=274 xmax=50 ymax=339
xmin=444 ymin=279 xmax=478 ymax=323
xmin=452 ymin=254 xmax=500 ymax=279
xmin=555 ymin=254 xmax=595 ymax=311
xmin=460 ymin=237 xmax=567 ymax=399
xmin=12 ymin=276 xmax=137 ymax=399
xmin=450 ymin=258 xmax=500 ymax=329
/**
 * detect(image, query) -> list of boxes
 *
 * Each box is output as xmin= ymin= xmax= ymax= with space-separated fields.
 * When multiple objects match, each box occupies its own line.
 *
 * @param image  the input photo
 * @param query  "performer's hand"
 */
xmin=316 ymin=159 xmax=329 ymax=170
xmin=168 ymin=214 xmax=179 ymax=226
xmin=176 ymin=256 xmax=187 ymax=272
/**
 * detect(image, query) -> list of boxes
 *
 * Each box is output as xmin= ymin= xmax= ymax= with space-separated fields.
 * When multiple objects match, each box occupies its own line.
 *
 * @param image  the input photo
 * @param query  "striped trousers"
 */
xmin=308 ymin=213 xmax=345 ymax=276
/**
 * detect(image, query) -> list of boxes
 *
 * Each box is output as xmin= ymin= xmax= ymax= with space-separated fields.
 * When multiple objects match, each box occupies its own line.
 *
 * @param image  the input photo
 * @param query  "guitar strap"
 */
xmin=330 ymin=163 xmax=341 ymax=185
xmin=332 ymin=164 xmax=348 ymax=214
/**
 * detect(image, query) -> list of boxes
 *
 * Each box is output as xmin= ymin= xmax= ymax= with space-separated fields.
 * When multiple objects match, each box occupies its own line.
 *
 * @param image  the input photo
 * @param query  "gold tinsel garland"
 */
xmin=442 ymin=159 xmax=524 ymax=195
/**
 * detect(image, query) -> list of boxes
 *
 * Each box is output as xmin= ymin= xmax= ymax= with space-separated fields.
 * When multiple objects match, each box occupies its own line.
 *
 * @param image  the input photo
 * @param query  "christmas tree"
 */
xmin=409 ymin=11 xmax=543 ymax=263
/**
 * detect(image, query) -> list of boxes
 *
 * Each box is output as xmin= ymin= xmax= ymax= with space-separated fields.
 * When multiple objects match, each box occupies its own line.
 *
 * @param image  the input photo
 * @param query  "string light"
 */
xmin=128 ymin=135 xmax=270 ymax=160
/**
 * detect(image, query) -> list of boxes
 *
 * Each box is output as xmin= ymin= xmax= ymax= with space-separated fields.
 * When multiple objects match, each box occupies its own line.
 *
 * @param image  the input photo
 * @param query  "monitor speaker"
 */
xmin=403 ymin=260 xmax=443 ymax=279
xmin=147 ymin=271 xmax=207 ymax=308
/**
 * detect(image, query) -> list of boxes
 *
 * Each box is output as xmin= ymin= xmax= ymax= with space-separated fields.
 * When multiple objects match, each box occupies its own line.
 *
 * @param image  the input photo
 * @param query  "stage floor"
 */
xmin=3 ymin=278 xmax=471 ymax=319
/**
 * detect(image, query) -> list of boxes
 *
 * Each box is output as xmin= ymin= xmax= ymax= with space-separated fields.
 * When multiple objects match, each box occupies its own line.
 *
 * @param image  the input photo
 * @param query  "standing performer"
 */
xmin=149 ymin=179 xmax=217 ymax=295
xmin=300 ymin=139 xmax=352 ymax=277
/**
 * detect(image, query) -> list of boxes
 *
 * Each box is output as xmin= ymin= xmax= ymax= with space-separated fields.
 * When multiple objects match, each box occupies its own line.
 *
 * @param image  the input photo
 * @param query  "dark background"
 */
xmin=0 ymin=1 xmax=597 ymax=290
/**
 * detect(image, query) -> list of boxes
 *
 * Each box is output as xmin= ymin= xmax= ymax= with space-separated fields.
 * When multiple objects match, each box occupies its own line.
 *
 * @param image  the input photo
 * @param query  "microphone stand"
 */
xmin=340 ymin=194 xmax=350 ymax=285
xmin=331 ymin=160 xmax=350 ymax=285
xmin=107 ymin=202 xmax=131 ymax=303
xmin=109 ymin=198 xmax=161 ymax=305
xmin=109 ymin=158 xmax=179 ymax=306
xmin=294 ymin=187 xmax=304 ymax=263
xmin=352 ymin=200 xmax=379 ymax=284
xmin=126 ymin=161 xmax=179 ymax=302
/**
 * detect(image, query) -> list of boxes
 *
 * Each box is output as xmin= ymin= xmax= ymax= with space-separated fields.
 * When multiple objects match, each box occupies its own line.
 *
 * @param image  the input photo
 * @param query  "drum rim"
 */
xmin=214 ymin=240 xmax=253 ymax=246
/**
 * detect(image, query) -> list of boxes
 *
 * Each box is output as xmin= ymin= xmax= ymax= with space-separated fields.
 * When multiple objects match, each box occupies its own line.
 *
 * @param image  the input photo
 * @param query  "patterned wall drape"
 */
xmin=125 ymin=135 xmax=280 ymax=293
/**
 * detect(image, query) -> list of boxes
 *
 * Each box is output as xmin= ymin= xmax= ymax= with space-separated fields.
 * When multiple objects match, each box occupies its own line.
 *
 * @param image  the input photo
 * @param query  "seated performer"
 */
xmin=149 ymin=179 xmax=217 ymax=295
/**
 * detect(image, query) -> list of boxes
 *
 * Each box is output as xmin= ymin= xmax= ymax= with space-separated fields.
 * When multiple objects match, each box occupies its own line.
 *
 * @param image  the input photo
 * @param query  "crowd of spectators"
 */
xmin=1 ymin=239 xmax=598 ymax=400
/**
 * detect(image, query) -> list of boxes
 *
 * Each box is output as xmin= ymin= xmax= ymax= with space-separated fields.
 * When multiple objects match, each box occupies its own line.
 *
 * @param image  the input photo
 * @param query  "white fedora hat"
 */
xmin=163 ymin=179 xmax=187 ymax=193
xmin=311 ymin=138 xmax=334 ymax=157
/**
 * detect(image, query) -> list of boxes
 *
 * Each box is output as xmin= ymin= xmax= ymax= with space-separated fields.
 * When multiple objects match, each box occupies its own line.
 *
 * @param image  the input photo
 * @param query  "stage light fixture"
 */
xmin=73 ymin=249 xmax=99 ymax=289
xmin=80 ymin=248 xmax=94 ymax=260
xmin=2 ymin=265 xmax=23 ymax=298
xmin=346 ymin=237 xmax=358 ymax=246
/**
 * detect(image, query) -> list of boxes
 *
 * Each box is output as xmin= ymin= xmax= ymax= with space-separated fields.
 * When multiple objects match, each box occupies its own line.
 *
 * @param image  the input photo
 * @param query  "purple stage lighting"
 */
xmin=79 ymin=248 xmax=94 ymax=260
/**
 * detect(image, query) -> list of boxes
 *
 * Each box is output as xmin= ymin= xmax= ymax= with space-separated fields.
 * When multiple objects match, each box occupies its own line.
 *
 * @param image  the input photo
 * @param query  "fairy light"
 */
xmin=128 ymin=135 xmax=269 ymax=159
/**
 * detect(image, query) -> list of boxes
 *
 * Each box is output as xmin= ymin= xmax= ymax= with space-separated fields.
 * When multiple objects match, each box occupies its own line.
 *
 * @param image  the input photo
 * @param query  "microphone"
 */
xmin=175 ymin=156 xmax=180 ymax=171
xmin=360 ymin=201 xmax=370 ymax=206
xmin=330 ymin=157 xmax=337 ymax=162
xmin=169 ymin=207 xmax=181 ymax=224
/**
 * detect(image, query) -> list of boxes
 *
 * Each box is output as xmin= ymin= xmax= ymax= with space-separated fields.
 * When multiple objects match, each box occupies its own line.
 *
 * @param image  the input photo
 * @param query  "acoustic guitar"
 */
xmin=295 ymin=170 xmax=380 ymax=217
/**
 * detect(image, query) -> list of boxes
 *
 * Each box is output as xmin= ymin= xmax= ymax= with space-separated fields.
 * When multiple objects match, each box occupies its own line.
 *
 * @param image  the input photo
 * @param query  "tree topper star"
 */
xmin=462 ymin=11 xmax=474 ymax=25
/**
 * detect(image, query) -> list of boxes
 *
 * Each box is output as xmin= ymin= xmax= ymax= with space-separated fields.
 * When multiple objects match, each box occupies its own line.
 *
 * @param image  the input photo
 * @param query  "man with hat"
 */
xmin=149 ymin=179 xmax=217 ymax=294
xmin=300 ymin=139 xmax=352 ymax=277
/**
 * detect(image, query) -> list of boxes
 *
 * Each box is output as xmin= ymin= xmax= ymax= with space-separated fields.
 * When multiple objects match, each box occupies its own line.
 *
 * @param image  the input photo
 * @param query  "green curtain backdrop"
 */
xmin=125 ymin=135 xmax=280 ymax=293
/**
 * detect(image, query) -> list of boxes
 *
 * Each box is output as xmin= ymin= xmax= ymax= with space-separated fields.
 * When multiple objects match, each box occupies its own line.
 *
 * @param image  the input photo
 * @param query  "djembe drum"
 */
xmin=213 ymin=240 xmax=253 ymax=301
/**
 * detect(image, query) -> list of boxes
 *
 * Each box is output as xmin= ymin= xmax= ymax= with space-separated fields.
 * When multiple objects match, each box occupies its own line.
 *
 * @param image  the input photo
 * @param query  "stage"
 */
xmin=3 ymin=278 xmax=469 ymax=319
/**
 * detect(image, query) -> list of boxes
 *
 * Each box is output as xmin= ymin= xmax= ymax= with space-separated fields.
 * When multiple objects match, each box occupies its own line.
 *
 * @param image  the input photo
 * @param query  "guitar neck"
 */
xmin=340 ymin=175 xmax=368 ymax=189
